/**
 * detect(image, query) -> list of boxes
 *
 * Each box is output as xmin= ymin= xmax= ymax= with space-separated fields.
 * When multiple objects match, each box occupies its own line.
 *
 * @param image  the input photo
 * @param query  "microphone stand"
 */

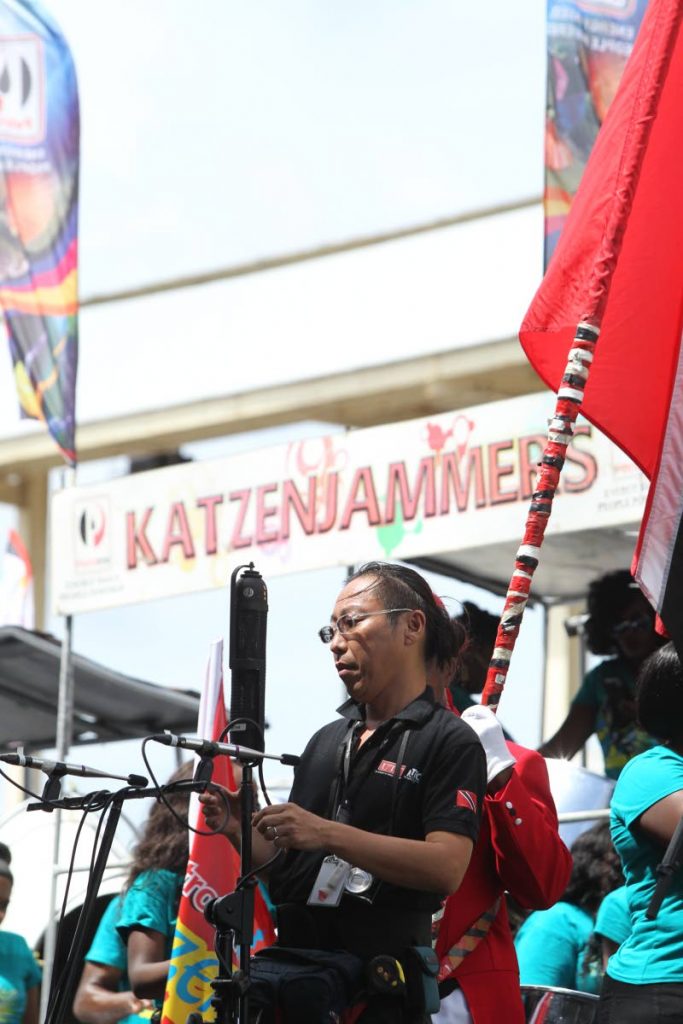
xmin=646 ymin=813 xmax=683 ymax=919
xmin=201 ymin=743 xmax=296 ymax=1024
xmin=203 ymin=756 xmax=258 ymax=1024
xmin=33 ymin=780 xmax=205 ymax=1024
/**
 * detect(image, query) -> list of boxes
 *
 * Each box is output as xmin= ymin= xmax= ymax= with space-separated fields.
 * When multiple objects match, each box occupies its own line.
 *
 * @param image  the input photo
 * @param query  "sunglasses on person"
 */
xmin=318 ymin=608 xmax=414 ymax=644
xmin=612 ymin=615 xmax=652 ymax=636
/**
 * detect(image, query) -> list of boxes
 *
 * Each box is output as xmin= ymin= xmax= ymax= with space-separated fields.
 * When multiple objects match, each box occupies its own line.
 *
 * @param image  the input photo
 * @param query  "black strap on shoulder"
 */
xmin=390 ymin=727 xmax=411 ymax=830
xmin=326 ymin=720 xmax=358 ymax=820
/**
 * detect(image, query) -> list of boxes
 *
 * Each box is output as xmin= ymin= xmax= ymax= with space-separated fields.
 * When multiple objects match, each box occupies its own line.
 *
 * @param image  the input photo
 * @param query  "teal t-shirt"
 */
xmin=572 ymin=657 xmax=656 ymax=779
xmin=608 ymin=745 xmax=683 ymax=984
xmin=595 ymin=885 xmax=631 ymax=947
xmin=514 ymin=901 xmax=601 ymax=994
xmin=87 ymin=896 xmax=152 ymax=1024
xmin=0 ymin=931 xmax=41 ymax=1024
xmin=117 ymin=869 xmax=182 ymax=957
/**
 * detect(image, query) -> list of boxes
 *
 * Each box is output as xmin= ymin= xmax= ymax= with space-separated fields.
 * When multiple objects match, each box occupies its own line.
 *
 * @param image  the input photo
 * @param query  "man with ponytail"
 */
xmin=202 ymin=561 xmax=486 ymax=1020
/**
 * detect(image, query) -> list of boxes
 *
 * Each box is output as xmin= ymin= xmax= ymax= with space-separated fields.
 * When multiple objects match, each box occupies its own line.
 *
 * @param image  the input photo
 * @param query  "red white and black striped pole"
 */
xmin=481 ymin=320 xmax=600 ymax=711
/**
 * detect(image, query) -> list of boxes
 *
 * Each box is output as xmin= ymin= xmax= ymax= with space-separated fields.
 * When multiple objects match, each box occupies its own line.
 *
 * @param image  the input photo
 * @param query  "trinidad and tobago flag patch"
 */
xmin=455 ymin=789 xmax=479 ymax=813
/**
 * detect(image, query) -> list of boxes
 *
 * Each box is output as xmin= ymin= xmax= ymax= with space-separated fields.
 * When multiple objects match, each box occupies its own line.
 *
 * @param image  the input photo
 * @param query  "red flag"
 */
xmin=520 ymin=0 xmax=683 ymax=649
xmin=162 ymin=641 xmax=275 ymax=1024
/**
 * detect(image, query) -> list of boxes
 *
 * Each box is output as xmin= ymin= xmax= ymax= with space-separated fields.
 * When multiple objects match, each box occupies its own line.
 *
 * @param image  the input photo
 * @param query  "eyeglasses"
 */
xmin=612 ymin=615 xmax=652 ymax=636
xmin=0 ymin=899 xmax=9 ymax=911
xmin=318 ymin=608 xmax=414 ymax=644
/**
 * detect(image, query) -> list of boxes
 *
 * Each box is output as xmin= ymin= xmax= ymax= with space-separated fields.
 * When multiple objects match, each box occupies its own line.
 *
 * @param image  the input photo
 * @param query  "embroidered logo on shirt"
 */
xmin=455 ymin=789 xmax=478 ymax=813
xmin=376 ymin=760 xmax=422 ymax=783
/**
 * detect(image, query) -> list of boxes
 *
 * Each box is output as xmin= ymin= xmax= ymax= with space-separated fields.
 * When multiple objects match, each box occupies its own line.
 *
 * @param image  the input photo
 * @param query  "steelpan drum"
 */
xmin=544 ymin=757 xmax=615 ymax=848
xmin=521 ymin=986 xmax=599 ymax=1024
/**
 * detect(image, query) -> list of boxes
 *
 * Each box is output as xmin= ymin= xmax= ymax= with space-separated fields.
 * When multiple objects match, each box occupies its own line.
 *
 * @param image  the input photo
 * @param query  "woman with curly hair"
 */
xmin=597 ymin=642 xmax=683 ymax=1023
xmin=539 ymin=570 xmax=663 ymax=778
xmin=514 ymin=820 xmax=623 ymax=993
xmin=115 ymin=762 xmax=193 ymax=1003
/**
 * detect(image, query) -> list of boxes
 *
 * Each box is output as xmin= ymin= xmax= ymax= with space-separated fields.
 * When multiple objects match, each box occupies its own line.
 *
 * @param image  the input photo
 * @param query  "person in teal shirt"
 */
xmin=116 ymin=868 xmax=183 ymax=973
xmin=115 ymin=766 xmax=192 ymax=1006
xmin=540 ymin=571 xmax=662 ymax=778
xmin=594 ymin=884 xmax=631 ymax=969
xmin=73 ymin=895 xmax=154 ymax=1024
xmin=0 ymin=849 xmax=41 ymax=1024
xmin=598 ymin=642 xmax=683 ymax=1023
xmin=515 ymin=821 xmax=623 ymax=994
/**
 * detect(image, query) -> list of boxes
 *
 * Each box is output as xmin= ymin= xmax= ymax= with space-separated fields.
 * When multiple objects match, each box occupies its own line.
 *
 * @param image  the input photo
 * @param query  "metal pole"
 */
xmin=40 ymin=612 xmax=74 ymax=1021
xmin=41 ymin=462 xmax=77 ymax=1021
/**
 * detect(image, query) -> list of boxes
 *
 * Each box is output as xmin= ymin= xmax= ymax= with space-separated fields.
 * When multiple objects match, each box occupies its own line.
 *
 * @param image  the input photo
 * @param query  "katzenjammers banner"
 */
xmin=50 ymin=394 xmax=648 ymax=615
xmin=544 ymin=0 xmax=648 ymax=265
xmin=0 ymin=0 xmax=79 ymax=463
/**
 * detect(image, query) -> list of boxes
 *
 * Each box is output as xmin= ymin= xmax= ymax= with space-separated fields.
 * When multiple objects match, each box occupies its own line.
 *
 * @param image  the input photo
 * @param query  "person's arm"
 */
xmin=252 ymin=800 xmax=473 ymax=892
xmin=488 ymin=748 xmax=573 ymax=908
xmin=73 ymin=962 xmax=152 ymax=1024
xmin=461 ymin=706 xmax=572 ymax=908
xmin=638 ymin=789 xmax=683 ymax=845
xmin=127 ymin=928 xmax=169 ymax=1001
xmin=538 ymin=703 xmax=597 ymax=760
xmin=22 ymin=986 xmax=39 ymax=1024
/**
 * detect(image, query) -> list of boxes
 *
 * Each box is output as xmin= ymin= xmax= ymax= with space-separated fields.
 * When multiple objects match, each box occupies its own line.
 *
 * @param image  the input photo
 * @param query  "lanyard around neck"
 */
xmin=334 ymin=721 xmax=412 ymax=832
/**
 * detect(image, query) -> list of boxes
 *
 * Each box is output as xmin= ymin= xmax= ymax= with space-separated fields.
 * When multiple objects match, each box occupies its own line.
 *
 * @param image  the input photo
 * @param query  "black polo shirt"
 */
xmin=269 ymin=688 xmax=486 ymax=916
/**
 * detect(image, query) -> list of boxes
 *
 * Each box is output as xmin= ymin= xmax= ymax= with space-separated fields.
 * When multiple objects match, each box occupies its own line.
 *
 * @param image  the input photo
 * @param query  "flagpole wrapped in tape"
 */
xmin=483 ymin=0 xmax=683 ymax=705
xmin=482 ymin=322 xmax=598 ymax=709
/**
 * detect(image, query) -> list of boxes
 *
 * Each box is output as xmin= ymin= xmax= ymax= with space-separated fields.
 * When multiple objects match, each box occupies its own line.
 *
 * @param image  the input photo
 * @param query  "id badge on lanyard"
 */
xmin=307 ymin=854 xmax=352 ymax=907
xmin=307 ymin=727 xmax=358 ymax=908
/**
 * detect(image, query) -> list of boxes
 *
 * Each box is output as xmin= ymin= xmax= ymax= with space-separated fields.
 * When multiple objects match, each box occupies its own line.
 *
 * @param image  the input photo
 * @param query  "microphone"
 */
xmin=151 ymin=734 xmax=221 ymax=756
xmin=229 ymin=563 xmax=268 ymax=751
xmin=150 ymin=732 xmax=299 ymax=767
xmin=0 ymin=753 xmax=148 ymax=788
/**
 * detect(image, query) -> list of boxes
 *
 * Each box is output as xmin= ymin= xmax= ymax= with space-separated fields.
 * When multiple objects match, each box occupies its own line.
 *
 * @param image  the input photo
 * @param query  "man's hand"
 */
xmin=198 ymin=784 xmax=240 ymax=838
xmin=252 ymin=802 xmax=329 ymax=851
xmin=461 ymin=704 xmax=516 ymax=794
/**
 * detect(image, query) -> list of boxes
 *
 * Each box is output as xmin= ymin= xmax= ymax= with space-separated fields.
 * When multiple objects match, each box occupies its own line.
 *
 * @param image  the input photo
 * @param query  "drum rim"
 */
xmin=520 ymin=983 xmax=600 ymax=1002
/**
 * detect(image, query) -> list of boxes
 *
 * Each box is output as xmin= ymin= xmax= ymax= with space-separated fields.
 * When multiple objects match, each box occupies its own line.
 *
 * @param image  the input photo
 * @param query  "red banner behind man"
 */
xmin=162 ymin=641 xmax=275 ymax=1023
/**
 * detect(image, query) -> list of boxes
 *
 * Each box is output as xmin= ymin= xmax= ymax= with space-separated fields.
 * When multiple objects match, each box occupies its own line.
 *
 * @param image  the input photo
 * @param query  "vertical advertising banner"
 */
xmin=0 ymin=0 xmax=79 ymax=463
xmin=544 ymin=0 xmax=648 ymax=264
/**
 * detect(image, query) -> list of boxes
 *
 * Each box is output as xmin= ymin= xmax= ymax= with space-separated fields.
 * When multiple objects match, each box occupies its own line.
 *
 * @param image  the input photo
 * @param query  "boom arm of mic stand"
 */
xmin=646 ymin=814 xmax=683 ymax=920
xmin=44 ymin=789 xmax=127 ymax=1024
xmin=43 ymin=781 xmax=209 ymax=1024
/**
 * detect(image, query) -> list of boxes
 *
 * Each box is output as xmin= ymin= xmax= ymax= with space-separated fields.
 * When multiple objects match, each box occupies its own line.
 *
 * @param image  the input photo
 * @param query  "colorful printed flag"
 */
xmin=544 ymin=0 xmax=649 ymax=265
xmin=0 ymin=0 xmax=79 ymax=463
xmin=162 ymin=640 xmax=276 ymax=1024
xmin=522 ymin=0 xmax=683 ymax=653
xmin=0 ymin=527 xmax=33 ymax=626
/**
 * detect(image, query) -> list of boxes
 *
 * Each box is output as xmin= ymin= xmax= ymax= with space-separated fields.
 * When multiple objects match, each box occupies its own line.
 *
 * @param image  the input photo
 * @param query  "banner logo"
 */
xmin=0 ymin=36 xmax=44 ymax=143
xmin=75 ymin=500 xmax=111 ymax=567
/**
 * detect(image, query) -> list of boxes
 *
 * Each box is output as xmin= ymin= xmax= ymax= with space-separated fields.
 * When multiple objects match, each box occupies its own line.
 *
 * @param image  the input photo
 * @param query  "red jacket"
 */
xmin=435 ymin=742 xmax=572 ymax=1023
